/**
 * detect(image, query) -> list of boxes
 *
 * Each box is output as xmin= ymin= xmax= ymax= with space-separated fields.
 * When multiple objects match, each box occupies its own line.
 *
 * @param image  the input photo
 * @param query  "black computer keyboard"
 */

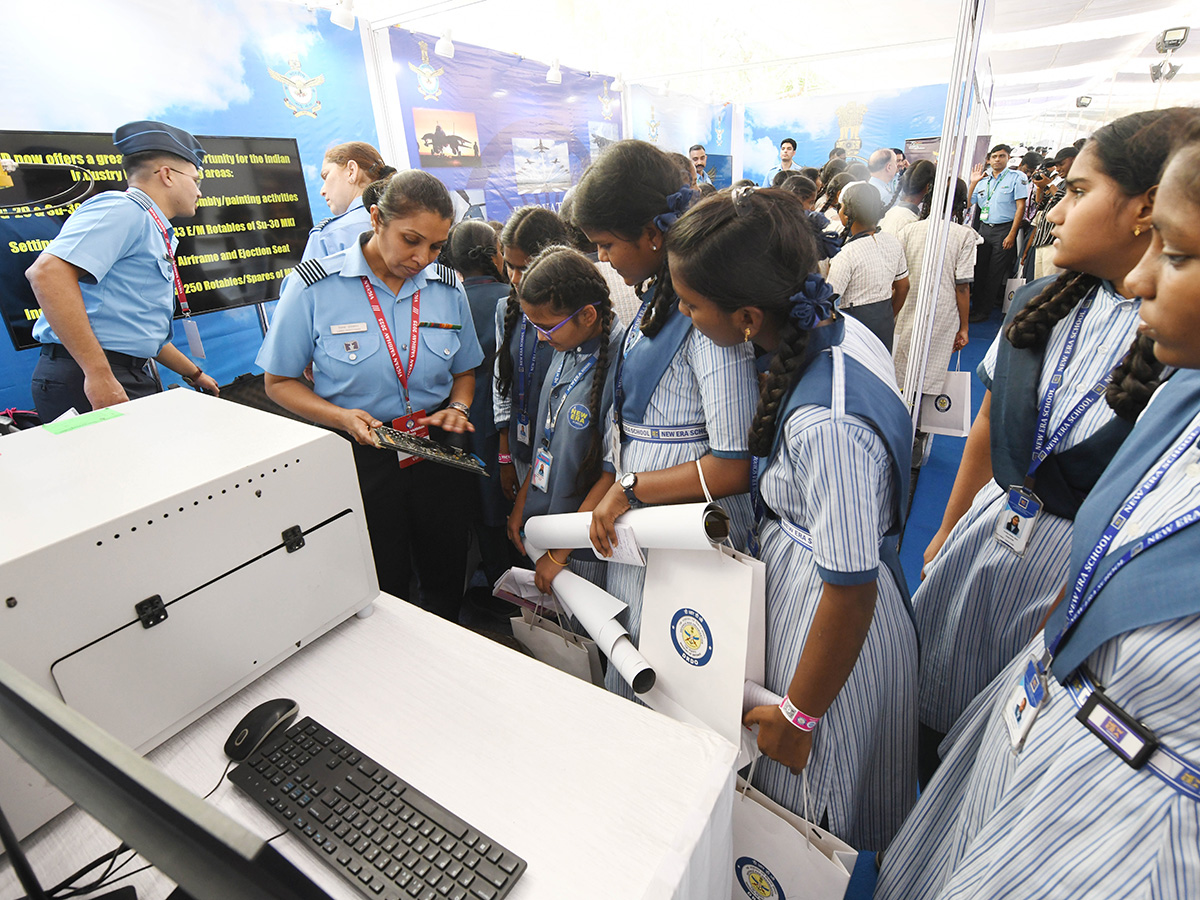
xmin=228 ymin=717 xmax=527 ymax=900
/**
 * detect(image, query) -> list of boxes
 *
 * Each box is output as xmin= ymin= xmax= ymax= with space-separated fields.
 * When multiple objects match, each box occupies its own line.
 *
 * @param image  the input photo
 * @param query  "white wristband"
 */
xmin=779 ymin=695 xmax=820 ymax=732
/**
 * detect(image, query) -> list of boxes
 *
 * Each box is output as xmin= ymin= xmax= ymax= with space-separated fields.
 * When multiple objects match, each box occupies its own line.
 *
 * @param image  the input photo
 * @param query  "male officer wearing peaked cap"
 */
xmin=27 ymin=120 xmax=220 ymax=421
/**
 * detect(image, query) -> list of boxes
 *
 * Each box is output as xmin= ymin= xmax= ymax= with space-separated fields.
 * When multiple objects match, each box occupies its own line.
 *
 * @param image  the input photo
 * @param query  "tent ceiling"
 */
xmin=346 ymin=0 xmax=1197 ymax=139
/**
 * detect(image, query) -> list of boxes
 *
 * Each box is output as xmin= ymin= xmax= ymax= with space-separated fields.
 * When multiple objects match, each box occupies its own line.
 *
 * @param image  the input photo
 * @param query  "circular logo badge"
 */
xmin=734 ymin=857 xmax=785 ymax=900
xmin=669 ymin=608 xmax=713 ymax=667
xmin=567 ymin=403 xmax=590 ymax=430
xmin=933 ymin=393 xmax=952 ymax=413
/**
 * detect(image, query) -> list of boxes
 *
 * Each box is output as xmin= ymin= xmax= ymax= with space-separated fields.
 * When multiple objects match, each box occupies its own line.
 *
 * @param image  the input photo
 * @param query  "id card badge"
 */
xmin=1003 ymin=655 xmax=1049 ymax=752
xmin=531 ymin=446 xmax=553 ymax=492
xmin=516 ymin=412 xmax=531 ymax=446
xmin=994 ymin=486 xmax=1041 ymax=556
xmin=980 ymin=205 xmax=990 ymax=223
xmin=391 ymin=409 xmax=428 ymax=469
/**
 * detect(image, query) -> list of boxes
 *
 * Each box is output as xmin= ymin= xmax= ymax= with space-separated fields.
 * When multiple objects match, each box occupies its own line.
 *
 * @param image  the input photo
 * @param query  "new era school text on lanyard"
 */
xmin=516 ymin=317 xmax=538 ymax=445
xmin=361 ymin=276 xmax=428 ymax=467
xmin=1003 ymin=422 xmax=1200 ymax=752
xmin=143 ymin=200 xmax=205 ymax=357
xmin=994 ymin=293 xmax=1111 ymax=556
xmin=531 ymin=353 xmax=597 ymax=493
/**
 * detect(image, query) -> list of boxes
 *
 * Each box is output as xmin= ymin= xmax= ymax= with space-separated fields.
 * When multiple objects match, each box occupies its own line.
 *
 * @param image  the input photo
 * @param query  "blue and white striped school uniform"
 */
xmin=915 ymin=278 xmax=1143 ymax=734
xmin=492 ymin=299 xmax=553 ymax=485
xmin=877 ymin=371 xmax=1200 ymax=900
xmin=751 ymin=315 xmax=918 ymax=851
xmin=603 ymin=293 xmax=759 ymax=701
xmin=524 ymin=325 xmax=626 ymax=586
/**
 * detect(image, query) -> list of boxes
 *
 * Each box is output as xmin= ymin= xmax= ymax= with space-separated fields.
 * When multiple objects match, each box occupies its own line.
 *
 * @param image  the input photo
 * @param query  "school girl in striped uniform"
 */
xmin=493 ymin=208 xmax=570 ymax=503
xmin=913 ymin=110 xmax=1178 ymax=783
xmin=570 ymin=140 xmax=759 ymax=702
xmin=877 ymin=113 xmax=1200 ymax=899
xmin=503 ymin=246 xmax=625 ymax=591
xmin=669 ymin=186 xmax=917 ymax=850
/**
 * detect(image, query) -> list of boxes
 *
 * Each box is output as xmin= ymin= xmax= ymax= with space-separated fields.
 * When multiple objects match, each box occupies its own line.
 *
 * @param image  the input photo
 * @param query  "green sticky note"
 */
xmin=42 ymin=407 xmax=123 ymax=434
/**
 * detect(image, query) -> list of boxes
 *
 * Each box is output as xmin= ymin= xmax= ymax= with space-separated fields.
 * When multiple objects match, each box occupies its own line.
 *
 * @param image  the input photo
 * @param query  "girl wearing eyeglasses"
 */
xmin=505 ymin=246 xmax=625 ymax=591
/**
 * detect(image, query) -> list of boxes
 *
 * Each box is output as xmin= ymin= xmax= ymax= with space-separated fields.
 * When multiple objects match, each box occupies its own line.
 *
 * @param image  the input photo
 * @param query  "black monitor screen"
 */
xmin=0 ymin=131 xmax=314 ymax=351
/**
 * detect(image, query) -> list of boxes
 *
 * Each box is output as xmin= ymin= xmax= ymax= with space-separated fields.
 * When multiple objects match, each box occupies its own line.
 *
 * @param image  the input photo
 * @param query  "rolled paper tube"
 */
xmin=524 ymin=502 xmax=730 ymax=556
xmin=743 ymin=680 xmax=784 ymax=717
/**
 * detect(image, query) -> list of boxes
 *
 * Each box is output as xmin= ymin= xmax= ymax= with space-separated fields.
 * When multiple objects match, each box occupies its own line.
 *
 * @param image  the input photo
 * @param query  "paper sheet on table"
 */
xmin=550 ymin=570 xmax=655 ymax=695
xmin=524 ymin=502 xmax=730 ymax=558
xmin=491 ymin=568 xmax=565 ymax=617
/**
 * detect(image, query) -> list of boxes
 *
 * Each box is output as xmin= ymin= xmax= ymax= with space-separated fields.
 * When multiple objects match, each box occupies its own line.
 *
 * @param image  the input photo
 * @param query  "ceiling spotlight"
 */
xmin=610 ymin=73 xmax=624 ymax=92
xmin=1075 ymin=96 xmax=1092 ymax=108
xmin=329 ymin=0 xmax=355 ymax=30
xmin=1156 ymin=26 xmax=1189 ymax=54
xmin=546 ymin=59 xmax=562 ymax=85
xmin=434 ymin=30 xmax=454 ymax=59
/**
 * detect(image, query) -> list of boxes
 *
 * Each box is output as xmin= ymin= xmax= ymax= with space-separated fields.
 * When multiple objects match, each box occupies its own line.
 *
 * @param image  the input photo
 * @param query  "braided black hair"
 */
xmin=448 ymin=219 xmax=506 ymax=282
xmin=571 ymin=140 xmax=693 ymax=338
xmin=496 ymin=207 xmax=571 ymax=399
xmin=1005 ymin=110 xmax=1200 ymax=420
xmin=518 ymin=246 xmax=614 ymax=494
xmin=817 ymin=172 xmax=853 ymax=214
xmin=667 ymin=188 xmax=821 ymax=457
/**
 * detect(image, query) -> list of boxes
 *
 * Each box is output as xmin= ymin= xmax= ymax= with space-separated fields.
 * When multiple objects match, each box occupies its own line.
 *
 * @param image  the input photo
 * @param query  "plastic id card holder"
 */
xmin=517 ymin=412 xmax=531 ymax=445
xmin=391 ymin=410 xmax=428 ymax=469
xmin=1003 ymin=655 xmax=1048 ymax=752
xmin=531 ymin=446 xmax=552 ymax=492
xmin=995 ymin=486 xmax=1041 ymax=556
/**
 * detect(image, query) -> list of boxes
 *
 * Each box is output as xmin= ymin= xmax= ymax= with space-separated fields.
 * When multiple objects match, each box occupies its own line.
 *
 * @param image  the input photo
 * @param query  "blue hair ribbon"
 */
xmin=653 ymin=185 xmax=699 ymax=233
xmin=789 ymin=274 xmax=837 ymax=329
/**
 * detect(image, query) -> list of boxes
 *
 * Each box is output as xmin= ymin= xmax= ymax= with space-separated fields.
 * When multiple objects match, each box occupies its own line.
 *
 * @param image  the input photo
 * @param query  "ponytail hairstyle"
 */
xmin=900 ymin=159 xmax=936 ymax=207
xmin=518 ymin=246 xmax=614 ymax=494
xmin=448 ymin=219 xmax=506 ymax=282
xmin=373 ymin=169 xmax=453 ymax=223
xmin=818 ymin=171 xmax=853 ymax=214
xmin=496 ymin=207 xmax=571 ymax=399
xmin=818 ymin=157 xmax=847 ymax=189
xmin=325 ymin=141 xmax=395 ymax=186
xmin=360 ymin=175 xmax=393 ymax=212
xmin=667 ymin=188 xmax=826 ymax=457
xmin=918 ymin=176 xmax=969 ymax=223
xmin=571 ymin=140 xmax=696 ymax=338
xmin=1006 ymin=108 xmax=1197 ymax=421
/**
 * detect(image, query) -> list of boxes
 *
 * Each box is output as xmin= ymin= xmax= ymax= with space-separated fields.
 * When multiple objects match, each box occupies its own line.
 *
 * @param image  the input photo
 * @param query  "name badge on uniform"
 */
xmin=531 ymin=446 xmax=553 ymax=492
xmin=391 ymin=410 xmax=428 ymax=469
xmin=516 ymin=411 xmax=531 ymax=446
xmin=1003 ymin=655 xmax=1049 ymax=752
xmin=994 ymin=486 xmax=1041 ymax=556
xmin=331 ymin=322 xmax=368 ymax=334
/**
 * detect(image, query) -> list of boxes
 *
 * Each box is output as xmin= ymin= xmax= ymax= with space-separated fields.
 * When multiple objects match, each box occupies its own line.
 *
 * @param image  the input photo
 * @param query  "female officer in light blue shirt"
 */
xmin=300 ymin=142 xmax=395 ymax=261
xmin=257 ymin=170 xmax=483 ymax=622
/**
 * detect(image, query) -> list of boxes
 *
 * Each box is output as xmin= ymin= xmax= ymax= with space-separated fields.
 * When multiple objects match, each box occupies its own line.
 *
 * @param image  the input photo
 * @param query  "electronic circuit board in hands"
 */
xmin=373 ymin=426 xmax=489 ymax=476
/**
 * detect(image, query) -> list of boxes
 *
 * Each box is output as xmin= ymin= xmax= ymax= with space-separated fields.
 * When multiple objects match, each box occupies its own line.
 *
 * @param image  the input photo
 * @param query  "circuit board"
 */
xmin=373 ymin=425 xmax=489 ymax=476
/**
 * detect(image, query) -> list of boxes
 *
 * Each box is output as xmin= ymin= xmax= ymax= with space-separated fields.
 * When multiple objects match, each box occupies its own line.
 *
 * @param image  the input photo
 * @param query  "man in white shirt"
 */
xmin=762 ymin=138 xmax=800 ymax=187
xmin=867 ymin=149 xmax=899 ymax=205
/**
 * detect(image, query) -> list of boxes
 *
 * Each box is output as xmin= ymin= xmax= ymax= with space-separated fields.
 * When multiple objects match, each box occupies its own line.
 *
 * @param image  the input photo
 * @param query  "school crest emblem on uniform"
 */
xmin=735 ymin=857 xmax=785 ymax=899
xmin=409 ymin=41 xmax=445 ymax=101
xmin=269 ymin=58 xmax=325 ymax=118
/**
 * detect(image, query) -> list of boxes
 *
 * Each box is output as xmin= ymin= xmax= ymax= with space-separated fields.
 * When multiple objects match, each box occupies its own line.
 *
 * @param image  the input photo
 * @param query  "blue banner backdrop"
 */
xmin=742 ymin=84 xmax=948 ymax=185
xmin=0 ymin=0 xmax=378 ymax=411
xmin=629 ymin=87 xmax=733 ymax=188
xmin=390 ymin=30 xmax=623 ymax=220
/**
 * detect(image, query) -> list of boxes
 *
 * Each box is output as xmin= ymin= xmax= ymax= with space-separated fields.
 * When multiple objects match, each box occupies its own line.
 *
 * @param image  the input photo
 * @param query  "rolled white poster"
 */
xmin=524 ymin=502 xmax=730 ymax=558
xmin=742 ymin=680 xmax=784 ymax=716
xmin=550 ymin=569 xmax=656 ymax=694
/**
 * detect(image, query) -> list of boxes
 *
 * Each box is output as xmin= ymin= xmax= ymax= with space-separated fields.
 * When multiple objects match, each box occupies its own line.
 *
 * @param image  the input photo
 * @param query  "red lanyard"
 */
xmin=143 ymin=202 xmax=192 ymax=316
xmin=361 ymin=276 xmax=420 ymax=413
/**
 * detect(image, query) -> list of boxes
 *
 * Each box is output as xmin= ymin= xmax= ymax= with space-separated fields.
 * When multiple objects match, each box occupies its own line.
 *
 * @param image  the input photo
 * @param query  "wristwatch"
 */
xmin=619 ymin=471 xmax=639 ymax=505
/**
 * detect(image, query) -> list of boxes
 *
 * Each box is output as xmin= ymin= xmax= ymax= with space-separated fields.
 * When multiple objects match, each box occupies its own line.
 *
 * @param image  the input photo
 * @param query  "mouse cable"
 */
xmin=202 ymin=760 xmax=235 ymax=801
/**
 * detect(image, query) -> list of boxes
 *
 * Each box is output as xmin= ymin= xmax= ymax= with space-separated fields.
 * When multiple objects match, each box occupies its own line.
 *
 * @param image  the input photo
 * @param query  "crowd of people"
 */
xmin=24 ymin=106 xmax=1200 ymax=894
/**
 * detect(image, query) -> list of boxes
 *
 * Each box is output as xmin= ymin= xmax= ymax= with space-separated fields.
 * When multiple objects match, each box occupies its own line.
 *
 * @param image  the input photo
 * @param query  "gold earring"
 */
xmin=1133 ymin=226 xmax=1143 ymax=237
xmin=743 ymin=327 xmax=752 ymax=343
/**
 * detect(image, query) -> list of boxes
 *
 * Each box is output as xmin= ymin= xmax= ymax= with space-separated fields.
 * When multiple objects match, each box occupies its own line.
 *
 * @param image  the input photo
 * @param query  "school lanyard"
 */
xmin=1045 ymin=422 xmax=1200 ymax=662
xmin=613 ymin=297 xmax=653 ymax=441
xmin=361 ymin=276 xmax=420 ymax=414
xmin=542 ymin=353 xmax=597 ymax=445
xmin=1025 ymin=294 xmax=1112 ymax=485
xmin=143 ymin=202 xmax=192 ymax=316
xmin=516 ymin=316 xmax=538 ymax=419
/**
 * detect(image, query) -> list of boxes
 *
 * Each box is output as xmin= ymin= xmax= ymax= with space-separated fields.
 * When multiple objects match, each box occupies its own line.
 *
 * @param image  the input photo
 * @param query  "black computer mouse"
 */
xmin=224 ymin=698 xmax=299 ymax=762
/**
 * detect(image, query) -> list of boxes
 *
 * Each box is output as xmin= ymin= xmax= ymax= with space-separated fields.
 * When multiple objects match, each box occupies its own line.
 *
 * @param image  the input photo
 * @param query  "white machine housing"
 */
xmin=0 ymin=390 xmax=380 ymax=839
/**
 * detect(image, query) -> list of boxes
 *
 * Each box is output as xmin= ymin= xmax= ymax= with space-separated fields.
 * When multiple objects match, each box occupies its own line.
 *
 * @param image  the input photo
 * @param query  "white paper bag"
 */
xmin=510 ymin=608 xmax=604 ymax=687
xmin=919 ymin=355 xmax=972 ymax=438
xmin=731 ymin=776 xmax=857 ymax=900
xmin=638 ymin=545 xmax=765 ymax=750
xmin=1003 ymin=276 xmax=1026 ymax=313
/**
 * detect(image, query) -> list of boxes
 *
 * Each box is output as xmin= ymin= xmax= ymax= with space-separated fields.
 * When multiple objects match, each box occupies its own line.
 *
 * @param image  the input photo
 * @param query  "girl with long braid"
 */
xmin=570 ymin=140 xmax=759 ymax=702
xmin=913 ymin=109 xmax=1181 ymax=787
xmin=668 ymin=186 xmax=918 ymax=849
xmin=504 ymin=246 xmax=625 ymax=591
xmin=492 ymin=208 xmax=571 ymax=501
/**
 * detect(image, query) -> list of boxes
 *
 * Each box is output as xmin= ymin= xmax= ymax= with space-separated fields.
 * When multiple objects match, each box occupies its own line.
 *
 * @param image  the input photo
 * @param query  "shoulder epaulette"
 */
xmin=430 ymin=263 xmax=459 ymax=286
xmin=311 ymin=216 xmax=334 ymax=233
xmin=294 ymin=258 xmax=334 ymax=287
